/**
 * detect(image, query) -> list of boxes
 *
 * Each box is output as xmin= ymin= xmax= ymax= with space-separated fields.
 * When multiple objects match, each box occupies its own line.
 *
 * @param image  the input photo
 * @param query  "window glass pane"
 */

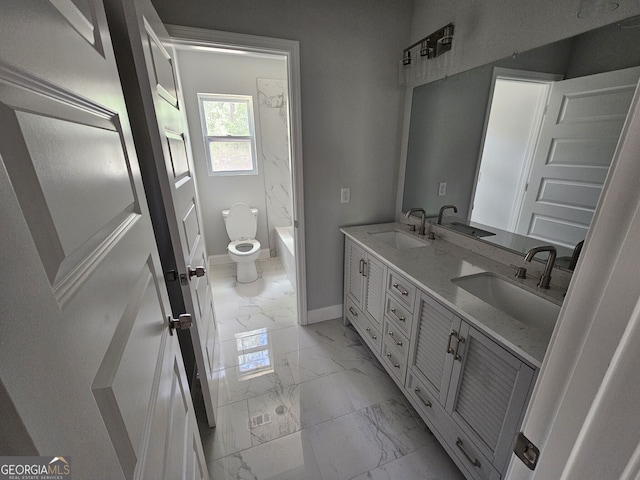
xmin=209 ymin=141 xmax=253 ymax=172
xmin=202 ymin=100 xmax=250 ymax=136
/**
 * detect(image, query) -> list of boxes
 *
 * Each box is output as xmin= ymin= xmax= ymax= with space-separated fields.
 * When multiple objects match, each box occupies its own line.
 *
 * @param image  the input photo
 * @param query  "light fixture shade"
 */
xmin=577 ymin=0 xmax=619 ymax=18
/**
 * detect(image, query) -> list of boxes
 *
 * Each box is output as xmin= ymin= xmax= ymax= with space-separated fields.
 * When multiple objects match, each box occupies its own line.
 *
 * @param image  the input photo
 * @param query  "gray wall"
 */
xmin=176 ymin=49 xmax=286 ymax=256
xmin=152 ymin=0 xmax=413 ymax=312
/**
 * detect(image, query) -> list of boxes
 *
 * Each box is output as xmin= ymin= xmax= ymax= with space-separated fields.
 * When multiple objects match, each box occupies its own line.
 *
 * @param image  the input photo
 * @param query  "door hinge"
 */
xmin=294 ymin=219 xmax=299 ymax=228
xmin=167 ymin=314 xmax=192 ymax=335
xmin=514 ymin=432 xmax=539 ymax=470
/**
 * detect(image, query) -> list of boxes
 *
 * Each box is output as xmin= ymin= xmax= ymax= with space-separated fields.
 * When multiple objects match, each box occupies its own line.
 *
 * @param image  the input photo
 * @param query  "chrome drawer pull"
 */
xmin=413 ymin=387 xmax=432 ymax=408
xmin=365 ymin=327 xmax=378 ymax=340
xmin=349 ymin=306 xmax=358 ymax=317
xmin=392 ymin=283 xmax=409 ymax=296
xmin=447 ymin=330 xmax=457 ymax=355
xmin=454 ymin=334 xmax=465 ymax=361
xmin=388 ymin=331 xmax=403 ymax=346
xmin=390 ymin=307 xmax=406 ymax=322
xmin=358 ymin=258 xmax=364 ymax=275
xmin=386 ymin=352 xmax=400 ymax=368
xmin=456 ymin=438 xmax=481 ymax=468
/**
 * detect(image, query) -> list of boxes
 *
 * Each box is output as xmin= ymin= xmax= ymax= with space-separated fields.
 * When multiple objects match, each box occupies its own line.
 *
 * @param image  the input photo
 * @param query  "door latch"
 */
xmin=514 ymin=432 xmax=539 ymax=470
xmin=168 ymin=314 xmax=192 ymax=335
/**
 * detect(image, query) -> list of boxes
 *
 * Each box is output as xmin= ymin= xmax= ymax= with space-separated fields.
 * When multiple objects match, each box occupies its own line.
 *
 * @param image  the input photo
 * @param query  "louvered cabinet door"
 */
xmin=363 ymin=255 xmax=386 ymax=331
xmin=409 ymin=291 xmax=461 ymax=406
xmin=345 ymin=239 xmax=365 ymax=308
xmin=446 ymin=324 xmax=536 ymax=472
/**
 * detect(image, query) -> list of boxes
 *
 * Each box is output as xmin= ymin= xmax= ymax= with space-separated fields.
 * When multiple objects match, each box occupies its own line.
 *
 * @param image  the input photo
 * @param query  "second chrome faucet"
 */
xmin=405 ymin=208 xmax=427 ymax=235
xmin=524 ymin=246 xmax=557 ymax=289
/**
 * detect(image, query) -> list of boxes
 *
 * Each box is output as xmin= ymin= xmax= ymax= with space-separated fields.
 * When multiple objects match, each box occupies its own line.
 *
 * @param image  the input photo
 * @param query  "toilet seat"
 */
xmin=228 ymin=239 xmax=260 ymax=256
xmin=225 ymin=203 xmax=257 ymax=241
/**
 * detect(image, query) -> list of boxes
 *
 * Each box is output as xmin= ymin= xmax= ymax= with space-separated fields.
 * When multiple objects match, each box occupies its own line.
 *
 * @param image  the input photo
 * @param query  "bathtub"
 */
xmin=275 ymin=226 xmax=296 ymax=291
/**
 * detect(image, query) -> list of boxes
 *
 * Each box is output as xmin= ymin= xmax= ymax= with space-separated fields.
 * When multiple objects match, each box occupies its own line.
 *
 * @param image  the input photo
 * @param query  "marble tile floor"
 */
xmin=199 ymin=257 xmax=465 ymax=480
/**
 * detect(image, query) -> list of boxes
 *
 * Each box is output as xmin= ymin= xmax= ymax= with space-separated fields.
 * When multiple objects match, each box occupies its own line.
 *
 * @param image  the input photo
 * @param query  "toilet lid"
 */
xmin=226 ymin=203 xmax=257 ymax=240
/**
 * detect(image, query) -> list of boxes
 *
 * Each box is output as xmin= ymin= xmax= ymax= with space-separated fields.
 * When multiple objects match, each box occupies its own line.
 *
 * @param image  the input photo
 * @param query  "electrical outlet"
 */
xmin=341 ymin=188 xmax=350 ymax=204
xmin=438 ymin=182 xmax=447 ymax=196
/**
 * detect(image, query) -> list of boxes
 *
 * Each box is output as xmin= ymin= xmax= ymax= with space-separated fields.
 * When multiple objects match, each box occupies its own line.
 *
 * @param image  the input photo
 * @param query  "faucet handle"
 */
xmin=510 ymin=264 xmax=527 ymax=279
xmin=408 ymin=224 xmax=416 ymax=232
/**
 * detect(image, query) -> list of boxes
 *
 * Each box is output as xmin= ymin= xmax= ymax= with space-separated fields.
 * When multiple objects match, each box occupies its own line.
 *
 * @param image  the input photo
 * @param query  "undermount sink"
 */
xmin=452 ymin=272 xmax=560 ymax=331
xmin=445 ymin=222 xmax=495 ymax=238
xmin=368 ymin=230 xmax=429 ymax=249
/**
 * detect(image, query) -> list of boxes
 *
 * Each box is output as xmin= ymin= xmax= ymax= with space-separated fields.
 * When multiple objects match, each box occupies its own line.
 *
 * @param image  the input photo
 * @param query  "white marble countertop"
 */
xmin=341 ymin=222 xmax=567 ymax=368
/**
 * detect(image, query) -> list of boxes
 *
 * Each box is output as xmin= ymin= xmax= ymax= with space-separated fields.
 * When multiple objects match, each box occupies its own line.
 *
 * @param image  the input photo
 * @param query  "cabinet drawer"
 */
xmin=347 ymin=297 xmax=382 ymax=354
xmin=407 ymin=371 xmax=500 ymax=480
xmin=345 ymin=296 xmax=364 ymax=327
xmin=444 ymin=421 xmax=501 ymax=480
xmin=360 ymin=320 xmax=382 ymax=354
xmin=382 ymin=318 xmax=410 ymax=361
xmin=385 ymin=294 xmax=413 ymax=337
xmin=406 ymin=371 xmax=448 ymax=435
xmin=382 ymin=339 xmax=407 ymax=384
xmin=387 ymin=270 xmax=416 ymax=308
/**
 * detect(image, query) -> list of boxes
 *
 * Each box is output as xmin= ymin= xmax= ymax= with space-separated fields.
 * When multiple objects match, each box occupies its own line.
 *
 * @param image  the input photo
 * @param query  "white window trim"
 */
xmin=197 ymin=93 xmax=258 ymax=176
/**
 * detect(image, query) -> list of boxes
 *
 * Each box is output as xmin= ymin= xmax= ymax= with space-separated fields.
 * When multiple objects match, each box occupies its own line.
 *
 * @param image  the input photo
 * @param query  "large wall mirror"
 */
xmin=403 ymin=16 xmax=640 ymax=269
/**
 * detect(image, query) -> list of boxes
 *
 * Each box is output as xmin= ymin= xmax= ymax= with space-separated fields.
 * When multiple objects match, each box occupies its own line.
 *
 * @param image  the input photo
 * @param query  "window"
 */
xmin=197 ymin=94 xmax=258 ymax=176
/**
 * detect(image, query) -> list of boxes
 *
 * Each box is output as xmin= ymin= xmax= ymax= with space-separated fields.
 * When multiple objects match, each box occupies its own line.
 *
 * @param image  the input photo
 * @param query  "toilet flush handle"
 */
xmin=188 ymin=266 xmax=207 ymax=279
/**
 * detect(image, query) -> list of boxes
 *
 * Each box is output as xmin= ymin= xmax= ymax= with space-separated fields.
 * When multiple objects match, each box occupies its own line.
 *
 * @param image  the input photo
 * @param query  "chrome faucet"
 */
xmin=405 ymin=208 xmax=427 ymax=235
xmin=438 ymin=204 xmax=458 ymax=225
xmin=524 ymin=246 xmax=557 ymax=289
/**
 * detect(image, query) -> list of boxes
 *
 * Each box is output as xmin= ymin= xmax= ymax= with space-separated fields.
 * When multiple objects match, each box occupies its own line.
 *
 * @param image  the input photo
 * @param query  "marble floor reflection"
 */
xmin=201 ymin=257 xmax=465 ymax=480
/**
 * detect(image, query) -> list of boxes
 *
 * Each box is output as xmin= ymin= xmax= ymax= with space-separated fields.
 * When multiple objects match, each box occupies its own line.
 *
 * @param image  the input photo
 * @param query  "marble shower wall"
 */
xmin=257 ymin=78 xmax=292 ymax=256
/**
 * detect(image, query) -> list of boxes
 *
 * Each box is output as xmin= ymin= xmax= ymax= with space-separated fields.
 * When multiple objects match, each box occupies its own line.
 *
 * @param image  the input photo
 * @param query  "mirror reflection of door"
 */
xmin=515 ymin=66 xmax=640 ymax=247
xmin=472 ymin=66 xmax=640 ymax=248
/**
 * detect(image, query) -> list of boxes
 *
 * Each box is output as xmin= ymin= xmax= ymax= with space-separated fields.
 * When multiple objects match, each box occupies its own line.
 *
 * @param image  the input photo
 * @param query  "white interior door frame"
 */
xmin=469 ymin=67 xmax=561 ymax=226
xmin=166 ymin=25 xmax=308 ymax=325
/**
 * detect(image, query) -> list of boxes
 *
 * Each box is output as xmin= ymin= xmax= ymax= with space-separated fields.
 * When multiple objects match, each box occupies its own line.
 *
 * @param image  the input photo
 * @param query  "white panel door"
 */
xmin=104 ymin=0 xmax=218 ymax=427
xmin=0 ymin=1 xmax=208 ymax=479
xmin=516 ymin=67 xmax=640 ymax=247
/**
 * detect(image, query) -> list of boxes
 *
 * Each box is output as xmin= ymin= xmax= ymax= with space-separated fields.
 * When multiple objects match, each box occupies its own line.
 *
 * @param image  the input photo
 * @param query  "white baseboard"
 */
xmin=208 ymin=249 xmax=271 ymax=266
xmin=306 ymin=304 xmax=343 ymax=324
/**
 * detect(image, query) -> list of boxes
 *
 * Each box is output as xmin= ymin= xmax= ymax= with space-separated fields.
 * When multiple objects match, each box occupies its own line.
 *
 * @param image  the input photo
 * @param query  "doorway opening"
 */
xmin=168 ymin=27 xmax=306 ymax=321
xmin=471 ymin=69 xmax=557 ymax=231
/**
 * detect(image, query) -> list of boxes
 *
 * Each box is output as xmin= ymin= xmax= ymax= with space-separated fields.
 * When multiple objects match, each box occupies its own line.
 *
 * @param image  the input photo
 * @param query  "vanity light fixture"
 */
xmin=400 ymin=23 xmax=454 ymax=85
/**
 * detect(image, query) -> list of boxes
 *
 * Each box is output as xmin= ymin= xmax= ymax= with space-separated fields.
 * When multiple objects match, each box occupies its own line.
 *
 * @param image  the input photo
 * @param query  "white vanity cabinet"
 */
xmin=344 ymin=239 xmax=386 ymax=353
xmin=408 ymin=290 xmax=536 ymax=480
xmin=342 ymin=234 xmax=539 ymax=480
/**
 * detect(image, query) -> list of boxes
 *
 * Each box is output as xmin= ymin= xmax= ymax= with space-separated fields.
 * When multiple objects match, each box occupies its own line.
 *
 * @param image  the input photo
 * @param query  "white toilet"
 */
xmin=222 ymin=203 xmax=261 ymax=283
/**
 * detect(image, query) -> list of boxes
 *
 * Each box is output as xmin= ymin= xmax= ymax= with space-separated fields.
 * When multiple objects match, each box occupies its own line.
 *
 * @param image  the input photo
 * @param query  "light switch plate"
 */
xmin=438 ymin=182 xmax=447 ymax=196
xmin=341 ymin=188 xmax=350 ymax=204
